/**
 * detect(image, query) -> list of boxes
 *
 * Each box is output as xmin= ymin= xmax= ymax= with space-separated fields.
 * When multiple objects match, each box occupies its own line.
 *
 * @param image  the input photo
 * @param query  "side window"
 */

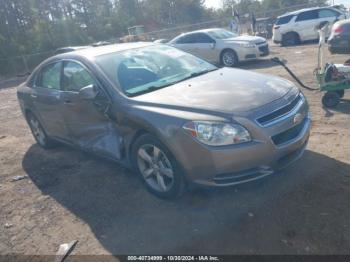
xmin=27 ymin=71 xmax=38 ymax=88
xmin=276 ymin=15 xmax=294 ymax=25
xmin=177 ymin=34 xmax=196 ymax=44
xmin=319 ymin=9 xmax=339 ymax=18
xmin=176 ymin=36 xmax=184 ymax=44
xmin=296 ymin=10 xmax=318 ymax=22
xmin=176 ymin=36 xmax=186 ymax=44
xmin=37 ymin=62 xmax=62 ymax=90
xmin=62 ymin=61 xmax=95 ymax=92
xmin=196 ymin=33 xmax=215 ymax=44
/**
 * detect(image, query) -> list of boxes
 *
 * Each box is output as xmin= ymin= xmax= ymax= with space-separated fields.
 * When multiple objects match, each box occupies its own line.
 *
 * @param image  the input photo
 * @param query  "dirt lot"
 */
xmin=1 ymin=42 xmax=350 ymax=256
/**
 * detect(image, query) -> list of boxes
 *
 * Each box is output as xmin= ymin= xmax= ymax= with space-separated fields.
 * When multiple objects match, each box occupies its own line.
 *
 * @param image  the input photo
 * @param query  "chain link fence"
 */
xmin=0 ymin=19 xmax=229 ymax=80
xmin=140 ymin=18 xmax=230 ymax=41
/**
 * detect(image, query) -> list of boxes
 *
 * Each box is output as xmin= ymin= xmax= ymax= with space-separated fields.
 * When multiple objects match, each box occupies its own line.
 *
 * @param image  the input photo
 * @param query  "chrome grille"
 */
xmin=257 ymin=94 xmax=303 ymax=126
xmin=271 ymin=118 xmax=307 ymax=146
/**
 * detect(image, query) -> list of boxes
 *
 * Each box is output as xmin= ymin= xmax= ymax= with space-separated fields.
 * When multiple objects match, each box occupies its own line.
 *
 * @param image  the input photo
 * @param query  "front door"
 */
xmin=60 ymin=60 xmax=122 ymax=160
xmin=192 ymin=33 xmax=218 ymax=63
xmin=172 ymin=33 xmax=217 ymax=63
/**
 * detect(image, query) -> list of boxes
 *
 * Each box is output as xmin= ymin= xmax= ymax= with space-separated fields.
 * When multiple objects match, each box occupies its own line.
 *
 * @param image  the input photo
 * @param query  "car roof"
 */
xmin=177 ymin=28 xmax=225 ymax=37
xmin=54 ymin=46 xmax=91 ymax=55
xmin=278 ymin=6 xmax=336 ymax=18
xmin=53 ymin=42 xmax=155 ymax=60
xmin=56 ymin=46 xmax=90 ymax=51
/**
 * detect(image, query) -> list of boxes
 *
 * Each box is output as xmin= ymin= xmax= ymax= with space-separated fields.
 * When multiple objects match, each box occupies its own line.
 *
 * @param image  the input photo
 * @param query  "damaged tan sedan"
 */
xmin=17 ymin=43 xmax=311 ymax=198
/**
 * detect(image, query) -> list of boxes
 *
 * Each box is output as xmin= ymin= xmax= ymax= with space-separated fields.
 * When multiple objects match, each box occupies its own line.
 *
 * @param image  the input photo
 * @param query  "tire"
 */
xmin=322 ymin=92 xmax=340 ymax=108
xmin=221 ymin=49 xmax=238 ymax=67
xmin=282 ymin=32 xmax=300 ymax=46
xmin=131 ymin=134 xmax=186 ymax=199
xmin=336 ymin=90 xmax=345 ymax=98
xmin=26 ymin=113 xmax=57 ymax=149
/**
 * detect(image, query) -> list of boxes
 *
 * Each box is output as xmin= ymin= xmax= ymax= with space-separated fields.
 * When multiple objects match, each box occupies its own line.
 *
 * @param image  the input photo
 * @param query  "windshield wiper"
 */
xmin=126 ymin=83 xmax=174 ymax=97
xmin=126 ymin=68 xmax=218 ymax=97
xmin=188 ymin=68 xmax=219 ymax=79
xmin=172 ymin=68 xmax=219 ymax=84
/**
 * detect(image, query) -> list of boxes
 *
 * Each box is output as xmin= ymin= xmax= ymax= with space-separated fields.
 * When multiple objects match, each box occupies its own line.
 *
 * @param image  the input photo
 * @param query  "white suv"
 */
xmin=273 ymin=7 xmax=348 ymax=46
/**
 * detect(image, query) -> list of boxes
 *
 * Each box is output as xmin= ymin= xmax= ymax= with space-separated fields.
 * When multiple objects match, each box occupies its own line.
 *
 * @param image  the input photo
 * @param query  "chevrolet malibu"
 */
xmin=169 ymin=28 xmax=269 ymax=67
xmin=17 ymin=43 xmax=311 ymax=198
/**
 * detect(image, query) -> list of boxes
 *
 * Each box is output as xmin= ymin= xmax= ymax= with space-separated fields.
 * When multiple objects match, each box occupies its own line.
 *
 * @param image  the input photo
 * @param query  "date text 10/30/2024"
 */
xmin=127 ymin=256 xmax=220 ymax=261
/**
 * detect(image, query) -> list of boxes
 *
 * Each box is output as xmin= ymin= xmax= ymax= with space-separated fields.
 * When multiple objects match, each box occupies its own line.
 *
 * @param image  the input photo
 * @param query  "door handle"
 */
xmin=64 ymin=99 xmax=72 ymax=104
xmin=30 ymin=94 xmax=37 ymax=99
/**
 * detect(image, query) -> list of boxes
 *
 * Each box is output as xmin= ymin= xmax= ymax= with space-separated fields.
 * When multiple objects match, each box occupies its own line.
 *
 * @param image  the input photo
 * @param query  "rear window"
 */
xmin=296 ymin=10 xmax=319 ymax=21
xmin=276 ymin=15 xmax=294 ymax=25
xmin=319 ymin=9 xmax=339 ymax=18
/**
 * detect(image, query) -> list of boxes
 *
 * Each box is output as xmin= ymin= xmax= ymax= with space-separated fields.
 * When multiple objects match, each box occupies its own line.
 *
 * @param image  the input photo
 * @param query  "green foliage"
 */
xmin=0 ymin=0 xmax=211 ymax=59
xmin=0 ymin=0 xmax=330 ymax=60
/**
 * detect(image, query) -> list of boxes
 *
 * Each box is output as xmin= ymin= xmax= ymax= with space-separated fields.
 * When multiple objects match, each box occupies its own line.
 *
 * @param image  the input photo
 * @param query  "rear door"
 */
xmin=295 ymin=10 xmax=320 ymax=41
xmin=31 ymin=61 xmax=68 ymax=139
xmin=60 ymin=60 xmax=122 ymax=159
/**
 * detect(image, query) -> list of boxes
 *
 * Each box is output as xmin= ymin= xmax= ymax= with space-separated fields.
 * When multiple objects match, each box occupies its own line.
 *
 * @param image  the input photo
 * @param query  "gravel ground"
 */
xmin=0 ymin=42 xmax=350 ymax=256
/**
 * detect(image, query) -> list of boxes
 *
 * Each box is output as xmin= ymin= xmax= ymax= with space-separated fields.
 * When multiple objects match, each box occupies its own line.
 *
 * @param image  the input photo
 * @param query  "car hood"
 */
xmin=224 ymin=35 xmax=266 ymax=44
xmin=132 ymin=68 xmax=296 ymax=114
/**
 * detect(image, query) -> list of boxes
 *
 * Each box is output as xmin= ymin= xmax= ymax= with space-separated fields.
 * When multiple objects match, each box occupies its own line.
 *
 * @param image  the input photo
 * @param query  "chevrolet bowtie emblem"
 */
xmin=293 ymin=113 xmax=303 ymax=125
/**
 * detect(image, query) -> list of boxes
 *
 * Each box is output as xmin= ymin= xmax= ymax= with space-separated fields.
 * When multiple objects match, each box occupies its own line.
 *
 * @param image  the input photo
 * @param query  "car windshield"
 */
xmin=207 ymin=29 xmax=238 ymax=39
xmin=96 ymin=45 xmax=217 ymax=96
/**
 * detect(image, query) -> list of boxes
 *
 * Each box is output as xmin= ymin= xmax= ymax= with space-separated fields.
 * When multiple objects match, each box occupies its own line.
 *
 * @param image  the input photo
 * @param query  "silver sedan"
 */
xmin=169 ymin=28 xmax=269 ymax=67
xmin=17 ymin=43 xmax=309 ymax=199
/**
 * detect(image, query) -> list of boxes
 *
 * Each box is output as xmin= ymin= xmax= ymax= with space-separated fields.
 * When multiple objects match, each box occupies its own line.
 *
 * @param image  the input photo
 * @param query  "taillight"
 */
xmin=333 ymin=25 xmax=344 ymax=34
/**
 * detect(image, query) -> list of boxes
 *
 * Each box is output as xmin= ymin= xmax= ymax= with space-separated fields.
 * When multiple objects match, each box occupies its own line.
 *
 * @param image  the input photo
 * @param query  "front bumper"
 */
xmin=170 ymin=94 xmax=311 ymax=187
xmin=238 ymin=44 xmax=270 ymax=61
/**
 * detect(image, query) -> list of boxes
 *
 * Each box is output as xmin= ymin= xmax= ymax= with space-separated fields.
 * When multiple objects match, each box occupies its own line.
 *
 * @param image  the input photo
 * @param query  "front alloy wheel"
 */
xmin=221 ymin=50 xmax=238 ymax=67
xmin=138 ymin=144 xmax=174 ymax=192
xmin=132 ymin=134 xmax=185 ymax=198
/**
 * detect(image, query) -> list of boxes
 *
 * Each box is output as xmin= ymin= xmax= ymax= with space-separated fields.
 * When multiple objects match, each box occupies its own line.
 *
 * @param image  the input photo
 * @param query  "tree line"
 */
xmin=0 ymin=0 xmax=327 ymax=60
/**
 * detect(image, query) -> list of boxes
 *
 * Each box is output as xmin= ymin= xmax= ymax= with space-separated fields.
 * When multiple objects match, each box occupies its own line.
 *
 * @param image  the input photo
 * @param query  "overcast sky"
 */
xmin=204 ymin=0 xmax=350 ymax=9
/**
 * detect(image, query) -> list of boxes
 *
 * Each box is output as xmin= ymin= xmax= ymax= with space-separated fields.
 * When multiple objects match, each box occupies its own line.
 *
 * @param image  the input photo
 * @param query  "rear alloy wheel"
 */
xmin=132 ymin=134 xmax=185 ymax=198
xmin=282 ymin=32 xmax=299 ymax=46
xmin=27 ymin=113 xmax=56 ymax=149
xmin=322 ymin=91 xmax=340 ymax=108
xmin=221 ymin=49 xmax=238 ymax=67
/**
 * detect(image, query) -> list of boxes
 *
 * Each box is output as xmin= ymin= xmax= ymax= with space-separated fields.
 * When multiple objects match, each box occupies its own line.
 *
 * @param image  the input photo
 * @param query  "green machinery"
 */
xmin=316 ymin=22 xmax=350 ymax=108
xmin=273 ymin=22 xmax=350 ymax=108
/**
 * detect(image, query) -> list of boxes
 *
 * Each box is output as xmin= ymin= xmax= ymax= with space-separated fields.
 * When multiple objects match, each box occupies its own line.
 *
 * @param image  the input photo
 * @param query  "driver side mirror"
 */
xmin=210 ymin=41 xmax=216 ymax=49
xmin=79 ymin=84 xmax=98 ymax=100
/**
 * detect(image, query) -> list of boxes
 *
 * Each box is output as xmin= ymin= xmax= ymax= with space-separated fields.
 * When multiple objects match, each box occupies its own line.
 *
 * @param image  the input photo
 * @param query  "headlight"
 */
xmin=236 ymin=42 xmax=256 ymax=48
xmin=183 ymin=121 xmax=251 ymax=146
